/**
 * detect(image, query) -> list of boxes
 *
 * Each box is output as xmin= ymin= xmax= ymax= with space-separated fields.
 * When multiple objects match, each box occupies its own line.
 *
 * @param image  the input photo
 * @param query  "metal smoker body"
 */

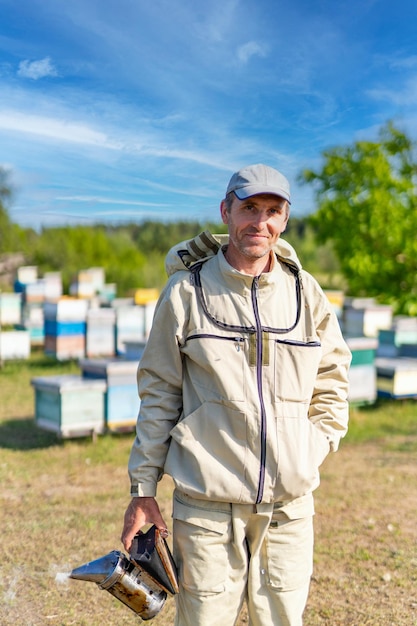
xmin=69 ymin=526 xmax=179 ymax=621
xmin=70 ymin=550 xmax=166 ymax=620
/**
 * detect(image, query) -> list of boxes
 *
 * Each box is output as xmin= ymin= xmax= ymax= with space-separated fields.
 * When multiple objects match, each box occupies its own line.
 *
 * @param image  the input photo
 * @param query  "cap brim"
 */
xmin=234 ymin=185 xmax=290 ymax=203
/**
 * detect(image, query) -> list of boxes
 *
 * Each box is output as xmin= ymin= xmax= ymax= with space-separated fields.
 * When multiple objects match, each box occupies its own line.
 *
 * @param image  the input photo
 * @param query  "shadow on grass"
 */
xmin=0 ymin=417 xmax=62 ymax=450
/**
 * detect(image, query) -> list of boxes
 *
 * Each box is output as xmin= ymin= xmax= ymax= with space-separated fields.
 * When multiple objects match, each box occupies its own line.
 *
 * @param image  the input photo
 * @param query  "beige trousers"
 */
xmin=172 ymin=490 xmax=313 ymax=626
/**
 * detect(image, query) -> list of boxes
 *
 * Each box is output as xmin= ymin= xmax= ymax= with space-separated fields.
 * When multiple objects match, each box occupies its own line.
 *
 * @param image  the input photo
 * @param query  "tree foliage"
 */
xmin=30 ymin=225 xmax=148 ymax=294
xmin=300 ymin=122 xmax=417 ymax=314
xmin=126 ymin=220 xmax=228 ymax=255
xmin=284 ymin=218 xmax=341 ymax=288
xmin=0 ymin=165 xmax=341 ymax=297
xmin=0 ymin=167 xmax=33 ymax=254
xmin=23 ymin=221 xmax=227 ymax=294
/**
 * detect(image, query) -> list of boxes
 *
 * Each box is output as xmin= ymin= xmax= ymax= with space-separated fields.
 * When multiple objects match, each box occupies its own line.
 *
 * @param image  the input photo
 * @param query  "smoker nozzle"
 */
xmin=69 ymin=551 xmax=120 ymax=585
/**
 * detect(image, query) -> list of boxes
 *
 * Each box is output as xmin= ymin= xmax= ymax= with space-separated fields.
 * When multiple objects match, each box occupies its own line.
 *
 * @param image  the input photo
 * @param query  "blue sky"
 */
xmin=1 ymin=0 xmax=417 ymax=229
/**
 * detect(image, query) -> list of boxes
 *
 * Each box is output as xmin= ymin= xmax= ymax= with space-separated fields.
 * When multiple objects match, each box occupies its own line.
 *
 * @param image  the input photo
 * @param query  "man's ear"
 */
xmin=220 ymin=200 xmax=228 ymax=225
xmin=281 ymin=209 xmax=290 ymax=233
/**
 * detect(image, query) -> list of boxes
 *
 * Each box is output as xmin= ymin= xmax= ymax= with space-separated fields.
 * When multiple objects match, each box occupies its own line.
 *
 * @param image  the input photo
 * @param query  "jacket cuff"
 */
xmin=130 ymin=484 xmax=157 ymax=497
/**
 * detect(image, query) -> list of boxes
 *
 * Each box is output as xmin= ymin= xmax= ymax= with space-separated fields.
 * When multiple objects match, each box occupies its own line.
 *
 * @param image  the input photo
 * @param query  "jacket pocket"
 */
xmin=165 ymin=402 xmax=249 ymax=501
xmin=183 ymin=332 xmax=246 ymax=402
xmin=274 ymin=339 xmax=322 ymax=402
xmin=173 ymin=491 xmax=232 ymax=594
xmin=274 ymin=403 xmax=330 ymax=499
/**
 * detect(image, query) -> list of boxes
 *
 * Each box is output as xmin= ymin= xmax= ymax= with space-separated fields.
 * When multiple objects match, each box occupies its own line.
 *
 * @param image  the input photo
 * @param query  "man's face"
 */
xmin=220 ymin=193 xmax=289 ymax=269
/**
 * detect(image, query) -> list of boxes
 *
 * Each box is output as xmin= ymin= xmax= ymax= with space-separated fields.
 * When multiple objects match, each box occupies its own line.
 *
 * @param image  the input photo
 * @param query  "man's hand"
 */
xmin=121 ymin=497 xmax=168 ymax=552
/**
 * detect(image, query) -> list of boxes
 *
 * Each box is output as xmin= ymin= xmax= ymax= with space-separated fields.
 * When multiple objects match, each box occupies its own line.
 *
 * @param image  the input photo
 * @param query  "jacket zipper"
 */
xmin=275 ymin=339 xmax=321 ymax=347
xmin=252 ymin=276 xmax=267 ymax=504
xmin=187 ymin=333 xmax=245 ymax=351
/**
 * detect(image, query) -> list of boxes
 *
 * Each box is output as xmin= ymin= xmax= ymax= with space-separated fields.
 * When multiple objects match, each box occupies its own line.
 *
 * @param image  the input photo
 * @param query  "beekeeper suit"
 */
xmin=121 ymin=164 xmax=351 ymax=626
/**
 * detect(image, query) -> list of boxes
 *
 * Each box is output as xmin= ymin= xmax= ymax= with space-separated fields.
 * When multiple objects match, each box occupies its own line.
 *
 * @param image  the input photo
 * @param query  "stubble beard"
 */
xmin=233 ymin=233 xmax=273 ymax=261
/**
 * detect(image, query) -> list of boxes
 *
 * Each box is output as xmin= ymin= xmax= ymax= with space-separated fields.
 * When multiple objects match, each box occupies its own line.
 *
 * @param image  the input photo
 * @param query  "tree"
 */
xmin=300 ymin=122 xmax=417 ymax=315
xmin=0 ymin=167 xmax=35 ymax=261
xmin=30 ymin=225 xmax=150 ymax=295
xmin=0 ymin=167 xmax=15 ymax=252
xmin=284 ymin=217 xmax=342 ymax=289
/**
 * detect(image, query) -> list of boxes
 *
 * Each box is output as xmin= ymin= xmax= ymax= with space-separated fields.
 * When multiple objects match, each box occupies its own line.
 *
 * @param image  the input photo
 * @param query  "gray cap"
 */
xmin=226 ymin=163 xmax=291 ymax=203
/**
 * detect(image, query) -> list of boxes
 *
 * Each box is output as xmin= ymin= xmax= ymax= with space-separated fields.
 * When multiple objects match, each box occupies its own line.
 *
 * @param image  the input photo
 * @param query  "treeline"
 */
xmin=0 ymin=206 xmax=340 ymax=296
xmin=3 ymin=121 xmax=417 ymax=313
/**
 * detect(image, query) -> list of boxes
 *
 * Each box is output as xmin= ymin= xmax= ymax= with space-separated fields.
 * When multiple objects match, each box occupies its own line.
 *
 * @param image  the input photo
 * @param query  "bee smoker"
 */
xmin=70 ymin=526 xmax=179 ymax=621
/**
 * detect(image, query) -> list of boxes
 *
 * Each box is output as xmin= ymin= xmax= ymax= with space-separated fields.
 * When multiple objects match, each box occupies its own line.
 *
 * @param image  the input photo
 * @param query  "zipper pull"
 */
xmin=235 ymin=337 xmax=244 ymax=352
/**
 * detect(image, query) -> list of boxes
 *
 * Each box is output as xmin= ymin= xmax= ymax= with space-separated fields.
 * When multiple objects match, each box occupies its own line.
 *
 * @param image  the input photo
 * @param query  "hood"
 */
xmin=165 ymin=230 xmax=302 ymax=277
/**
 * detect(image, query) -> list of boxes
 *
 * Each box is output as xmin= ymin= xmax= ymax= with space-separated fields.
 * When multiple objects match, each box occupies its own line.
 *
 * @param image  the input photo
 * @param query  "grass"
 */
xmin=1 ymin=353 xmax=417 ymax=625
xmin=347 ymin=399 xmax=417 ymax=449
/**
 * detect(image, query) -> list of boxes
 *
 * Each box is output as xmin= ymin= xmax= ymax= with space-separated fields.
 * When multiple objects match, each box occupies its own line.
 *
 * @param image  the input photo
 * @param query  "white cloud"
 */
xmin=55 ymin=195 xmax=168 ymax=207
xmin=0 ymin=107 xmax=235 ymax=171
xmin=367 ymin=75 xmax=417 ymax=106
xmin=198 ymin=0 xmax=240 ymax=43
xmin=17 ymin=57 xmax=58 ymax=80
xmin=0 ymin=110 xmax=121 ymax=148
xmin=237 ymin=41 xmax=267 ymax=64
xmin=388 ymin=55 xmax=417 ymax=70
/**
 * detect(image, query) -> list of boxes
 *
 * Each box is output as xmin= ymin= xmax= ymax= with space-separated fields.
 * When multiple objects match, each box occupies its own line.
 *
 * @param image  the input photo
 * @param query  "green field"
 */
xmin=1 ymin=352 xmax=417 ymax=625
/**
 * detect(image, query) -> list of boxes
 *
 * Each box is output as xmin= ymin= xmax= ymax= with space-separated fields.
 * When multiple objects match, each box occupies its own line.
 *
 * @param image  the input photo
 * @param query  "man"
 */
xmin=121 ymin=164 xmax=351 ymax=626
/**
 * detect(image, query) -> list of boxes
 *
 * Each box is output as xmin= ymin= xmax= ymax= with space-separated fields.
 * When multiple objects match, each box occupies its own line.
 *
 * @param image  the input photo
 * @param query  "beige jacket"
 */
xmin=129 ymin=232 xmax=351 ymax=515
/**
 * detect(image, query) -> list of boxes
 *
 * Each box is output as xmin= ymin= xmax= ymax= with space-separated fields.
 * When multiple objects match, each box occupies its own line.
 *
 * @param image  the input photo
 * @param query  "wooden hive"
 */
xmin=32 ymin=374 xmax=106 ymax=438
xmin=346 ymin=336 xmax=378 ymax=405
xmin=80 ymin=358 xmax=140 ymax=432
xmin=376 ymin=357 xmax=417 ymax=399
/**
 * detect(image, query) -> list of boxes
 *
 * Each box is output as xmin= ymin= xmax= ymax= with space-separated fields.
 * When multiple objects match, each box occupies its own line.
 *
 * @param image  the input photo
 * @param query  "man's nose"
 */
xmin=251 ymin=211 xmax=269 ymax=227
